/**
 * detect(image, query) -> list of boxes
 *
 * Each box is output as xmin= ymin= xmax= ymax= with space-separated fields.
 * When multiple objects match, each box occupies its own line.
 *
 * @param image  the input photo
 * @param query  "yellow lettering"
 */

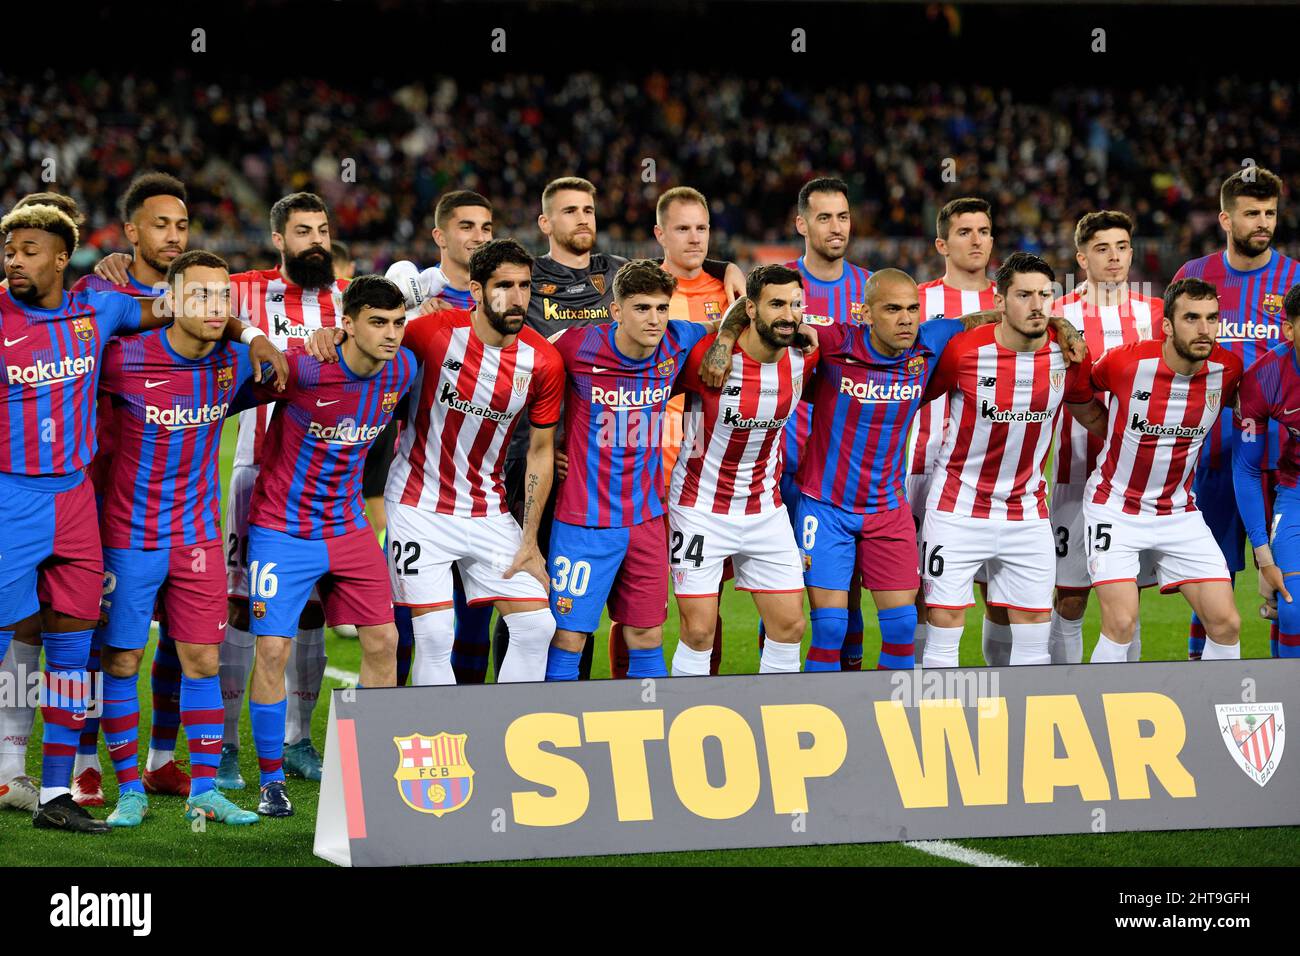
xmin=874 ymin=699 xmax=1009 ymax=809
xmin=1102 ymin=692 xmax=1196 ymax=799
xmin=668 ymin=706 xmax=760 ymax=820
xmin=581 ymin=710 xmax=665 ymax=821
xmin=760 ymin=704 xmax=847 ymax=813
xmin=1023 ymin=695 xmax=1111 ymax=803
xmin=505 ymin=713 xmax=589 ymax=827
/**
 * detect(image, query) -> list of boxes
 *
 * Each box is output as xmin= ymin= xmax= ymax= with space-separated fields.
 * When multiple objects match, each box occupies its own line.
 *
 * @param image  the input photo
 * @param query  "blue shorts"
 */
xmin=780 ymin=474 xmax=802 ymax=537
xmin=98 ymin=541 xmax=227 ymax=650
xmin=1195 ymin=461 xmax=1247 ymax=574
xmin=246 ymin=524 xmax=393 ymax=638
xmin=797 ymin=495 xmax=919 ymax=593
xmin=547 ymin=518 xmax=668 ymax=633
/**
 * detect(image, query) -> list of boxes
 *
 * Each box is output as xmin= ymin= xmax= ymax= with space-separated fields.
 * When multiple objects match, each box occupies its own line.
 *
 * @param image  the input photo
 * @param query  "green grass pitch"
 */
xmin=0 ymin=420 xmax=1295 ymax=866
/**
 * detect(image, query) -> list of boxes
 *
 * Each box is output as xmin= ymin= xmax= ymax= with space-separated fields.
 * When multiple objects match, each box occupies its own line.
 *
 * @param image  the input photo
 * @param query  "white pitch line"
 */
xmin=905 ymin=839 xmax=1026 ymax=867
xmin=325 ymin=666 xmax=359 ymax=686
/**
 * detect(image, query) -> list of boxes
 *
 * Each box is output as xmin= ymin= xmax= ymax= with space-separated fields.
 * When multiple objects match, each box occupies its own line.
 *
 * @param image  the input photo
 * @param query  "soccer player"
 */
xmin=244 ymin=275 xmax=416 ymax=816
xmin=1084 ymin=278 xmax=1243 ymax=661
xmin=0 ymin=203 xmax=282 ymax=832
xmin=545 ymin=260 xmax=737 ymax=680
xmin=218 ymin=192 xmax=347 ymax=789
xmin=96 ymin=250 xmax=268 ymax=826
xmin=920 ymin=253 xmax=1102 ymax=668
xmin=331 ymin=240 xmax=356 ymax=282
xmin=1048 ymin=211 xmax=1162 ymax=664
xmin=1172 ymin=166 xmax=1300 ymax=658
xmin=906 ymin=197 xmax=999 ymax=664
xmin=669 ymin=264 xmax=810 ymax=674
xmin=1235 ymin=284 xmax=1300 ymax=658
xmin=783 ymin=177 xmax=873 ymax=669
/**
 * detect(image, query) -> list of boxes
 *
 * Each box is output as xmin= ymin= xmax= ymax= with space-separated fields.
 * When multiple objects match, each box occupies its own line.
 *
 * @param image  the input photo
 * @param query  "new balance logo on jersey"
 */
xmin=144 ymin=402 xmax=230 ymax=430
xmin=1128 ymin=413 xmax=1207 ymax=439
xmin=722 ymin=385 xmax=743 ymax=396
xmin=839 ymin=377 xmax=922 ymax=403
xmin=980 ymin=400 xmax=1051 ymax=423
xmin=438 ymin=381 xmax=513 ymax=422
xmin=722 ymin=406 xmax=791 ymax=430
xmin=978 ymin=376 xmax=997 ymax=388
xmin=6 ymin=353 xmax=95 ymax=387
xmin=307 ymin=419 xmax=384 ymax=444
xmin=1219 ymin=320 xmax=1279 ymax=342
xmin=1133 ymin=389 xmax=1152 ymax=401
xmin=591 ymin=383 xmax=673 ymax=410
xmin=443 ymin=358 xmax=463 ymax=372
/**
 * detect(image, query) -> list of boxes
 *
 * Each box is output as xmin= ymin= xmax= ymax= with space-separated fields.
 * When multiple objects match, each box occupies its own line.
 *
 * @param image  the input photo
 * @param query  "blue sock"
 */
xmin=180 ymin=675 xmax=223 ymax=798
xmin=395 ymin=605 xmax=414 ymax=687
xmin=627 ymin=647 xmax=667 ymax=679
xmin=40 ymin=628 xmax=94 ymax=794
xmin=249 ymin=699 xmax=288 ymax=786
xmin=842 ymin=606 xmax=865 ymax=669
xmin=876 ymin=605 xmax=918 ymax=670
xmin=545 ymin=646 xmax=581 ymax=681
xmin=1187 ymin=613 xmax=1207 ymax=660
xmin=0 ymin=629 xmax=12 ymax=664
xmin=450 ymin=587 xmax=493 ymax=684
xmin=101 ymin=672 xmax=144 ymax=794
xmin=149 ymin=627 xmax=182 ymax=756
xmin=805 ymin=608 xmax=848 ymax=671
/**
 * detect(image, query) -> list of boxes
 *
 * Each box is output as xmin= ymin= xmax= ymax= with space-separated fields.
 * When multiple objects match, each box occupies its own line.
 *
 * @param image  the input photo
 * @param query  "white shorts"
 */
xmin=385 ymin=501 xmax=547 ymax=608
xmin=1053 ymin=483 xmax=1158 ymax=590
xmin=667 ymin=503 xmax=804 ymax=597
xmin=1082 ymin=500 xmax=1230 ymax=594
xmin=906 ymin=472 xmax=931 ymax=525
xmin=920 ymin=509 xmax=1056 ymax=613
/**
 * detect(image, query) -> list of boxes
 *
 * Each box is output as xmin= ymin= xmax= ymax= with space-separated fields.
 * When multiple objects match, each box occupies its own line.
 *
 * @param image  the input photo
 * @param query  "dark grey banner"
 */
xmin=314 ymin=661 xmax=1297 ymax=866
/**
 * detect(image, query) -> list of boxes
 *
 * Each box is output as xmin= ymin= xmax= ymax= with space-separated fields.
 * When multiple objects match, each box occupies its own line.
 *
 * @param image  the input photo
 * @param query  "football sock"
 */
xmin=609 ymin=622 xmax=630 ymax=679
xmin=759 ymin=639 xmax=801 ymax=674
xmin=0 ymin=640 xmax=39 ymax=781
xmin=39 ymin=628 xmax=93 ymax=802
xmin=805 ymin=607 xmax=848 ymax=671
xmin=147 ymin=628 xmax=181 ymax=770
xmin=395 ymin=605 xmax=414 ymax=686
xmin=219 ymin=623 xmax=256 ymax=745
xmin=1187 ymin=614 xmax=1206 ymax=661
xmin=981 ymin=618 xmax=1013 ymax=666
xmin=545 ymin=646 xmax=581 ymax=682
xmin=670 ymin=642 xmax=712 ymax=676
xmin=76 ymin=633 xmax=102 ymax=774
xmin=101 ymin=671 xmax=143 ymax=794
xmin=1090 ymin=633 xmax=1129 ymax=663
xmin=578 ymin=634 xmax=596 ymax=680
xmin=627 ymin=647 xmax=667 ymax=679
xmin=181 ymin=675 xmax=223 ymax=798
xmin=876 ymin=605 xmax=917 ymax=670
xmin=710 ymin=615 xmax=723 ymax=676
xmin=842 ymin=606 xmax=864 ymax=671
xmin=496 ymin=609 xmax=555 ymax=683
xmin=1009 ymin=621 xmax=1051 ymax=666
xmin=1201 ymin=638 xmax=1241 ymax=661
xmin=913 ymin=619 xmax=926 ymax=664
xmin=450 ymin=584 xmax=493 ymax=684
xmin=283 ymin=626 xmax=325 ymax=745
xmin=923 ymin=624 xmax=963 ymax=668
xmin=1049 ymin=611 xmax=1084 ymax=664
xmin=411 ymin=610 xmax=456 ymax=685
xmin=249 ymin=698 xmax=287 ymax=786
xmin=1270 ymin=621 xmax=1281 ymax=659
xmin=1128 ymin=620 xmax=1142 ymax=662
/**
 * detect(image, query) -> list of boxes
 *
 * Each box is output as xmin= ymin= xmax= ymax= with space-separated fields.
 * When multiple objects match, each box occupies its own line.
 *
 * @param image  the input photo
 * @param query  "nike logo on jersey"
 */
xmin=315 ymin=399 xmax=340 ymax=407
xmin=1285 ymin=408 xmax=1300 ymax=416
xmin=3 ymin=336 xmax=28 ymax=347
xmin=591 ymin=366 xmax=612 ymax=373
xmin=144 ymin=379 xmax=169 ymax=388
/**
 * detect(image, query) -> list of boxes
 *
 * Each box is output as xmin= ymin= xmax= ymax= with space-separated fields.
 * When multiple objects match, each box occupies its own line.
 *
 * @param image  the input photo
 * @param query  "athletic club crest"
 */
xmin=381 ymin=391 xmax=400 ymax=414
xmin=513 ymin=372 xmax=532 ymax=396
xmin=72 ymin=316 xmax=95 ymax=343
xmin=657 ymin=357 xmax=675 ymax=376
xmin=1050 ymin=370 xmax=1065 ymax=391
xmin=1263 ymin=293 xmax=1285 ymax=316
xmin=556 ymin=596 xmax=573 ymax=615
xmin=393 ymin=732 xmax=475 ymax=817
xmin=591 ymin=274 xmax=606 ymax=296
xmin=1207 ymin=390 xmax=1221 ymax=412
xmin=251 ymin=600 xmax=266 ymax=619
xmin=1215 ymin=702 xmax=1284 ymax=787
xmin=217 ymin=365 xmax=234 ymax=391
xmin=906 ymin=355 xmax=927 ymax=377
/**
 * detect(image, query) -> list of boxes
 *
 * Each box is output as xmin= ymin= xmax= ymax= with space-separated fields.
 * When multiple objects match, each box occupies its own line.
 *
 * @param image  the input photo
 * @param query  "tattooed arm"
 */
xmin=699 ymin=296 xmax=752 ymax=387
xmin=504 ymin=421 xmax=556 ymax=590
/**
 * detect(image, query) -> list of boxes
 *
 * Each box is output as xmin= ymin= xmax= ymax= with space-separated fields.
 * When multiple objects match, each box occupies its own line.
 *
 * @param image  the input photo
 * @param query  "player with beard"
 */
xmin=496 ymin=177 xmax=743 ymax=680
xmin=217 ymin=192 xmax=346 ymax=791
xmin=1172 ymin=167 xmax=1300 ymax=659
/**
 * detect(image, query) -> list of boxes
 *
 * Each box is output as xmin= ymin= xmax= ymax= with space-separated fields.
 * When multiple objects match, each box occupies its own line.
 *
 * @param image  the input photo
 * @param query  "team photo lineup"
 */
xmin=2 ymin=86 xmax=1298 ymax=845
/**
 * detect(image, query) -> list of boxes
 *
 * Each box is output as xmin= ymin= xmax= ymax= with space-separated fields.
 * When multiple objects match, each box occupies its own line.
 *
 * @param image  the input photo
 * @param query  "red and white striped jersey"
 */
xmin=1051 ymin=288 xmax=1162 ymax=485
xmin=924 ymin=323 xmax=1093 ymax=520
xmin=385 ymin=310 xmax=564 ymax=517
xmin=670 ymin=334 xmax=811 ymax=516
xmin=906 ymin=278 xmax=997 ymax=476
xmin=1085 ymin=340 xmax=1242 ymax=515
xmin=231 ymin=268 xmax=347 ymax=469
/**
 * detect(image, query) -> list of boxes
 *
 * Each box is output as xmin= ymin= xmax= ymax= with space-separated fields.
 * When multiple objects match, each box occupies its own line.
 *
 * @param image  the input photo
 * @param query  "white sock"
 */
xmin=220 ymin=624 xmax=256 ymax=746
xmin=912 ymin=621 xmax=927 ymax=664
xmin=1009 ymin=621 xmax=1051 ymax=666
xmin=1201 ymin=637 xmax=1241 ymax=660
xmin=1090 ymin=633 xmax=1130 ymax=663
xmin=1049 ymin=611 xmax=1085 ymax=664
xmin=982 ymin=618 xmax=1013 ymax=666
xmin=0 ymin=641 xmax=40 ymax=782
xmin=39 ymin=786 xmax=70 ymax=804
xmin=759 ymin=639 xmax=802 ymax=674
xmin=923 ymin=624 xmax=963 ymax=668
xmin=411 ymin=610 xmax=456 ymax=685
xmin=74 ymin=750 xmax=101 ymax=776
xmin=496 ymin=609 xmax=555 ymax=683
xmin=670 ymin=642 xmax=712 ymax=676
xmin=284 ymin=627 xmax=326 ymax=745
xmin=1128 ymin=619 xmax=1142 ymax=662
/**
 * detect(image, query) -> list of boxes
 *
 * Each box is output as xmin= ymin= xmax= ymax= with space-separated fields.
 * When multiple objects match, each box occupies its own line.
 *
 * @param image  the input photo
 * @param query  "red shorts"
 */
xmin=857 ymin=505 xmax=921 ymax=592
xmin=100 ymin=540 xmax=227 ymax=648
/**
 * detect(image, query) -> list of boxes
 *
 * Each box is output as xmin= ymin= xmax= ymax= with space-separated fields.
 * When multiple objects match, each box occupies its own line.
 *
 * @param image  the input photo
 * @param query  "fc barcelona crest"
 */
xmin=1050 ymin=370 xmax=1065 ymax=391
xmin=591 ymin=274 xmax=606 ymax=296
xmin=657 ymin=357 xmax=675 ymax=376
xmin=72 ymin=316 xmax=95 ymax=343
xmin=251 ymin=600 xmax=266 ymax=619
xmin=513 ymin=372 xmax=532 ymax=396
xmin=382 ymin=391 xmax=400 ymax=414
xmin=850 ymin=302 xmax=866 ymax=318
xmin=1263 ymin=293 xmax=1285 ymax=316
xmin=1207 ymin=390 xmax=1221 ymax=412
xmin=906 ymin=355 xmax=927 ymax=377
xmin=217 ymin=365 xmax=234 ymax=391
xmin=1215 ymin=702 xmax=1284 ymax=787
xmin=394 ymin=732 xmax=475 ymax=817
xmin=556 ymin=596 xmax=573 ymax=615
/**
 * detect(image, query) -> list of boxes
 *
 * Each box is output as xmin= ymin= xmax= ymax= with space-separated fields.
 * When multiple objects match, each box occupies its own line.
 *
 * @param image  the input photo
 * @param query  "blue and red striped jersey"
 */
xmin=98 ymin=329 xmax=258 ymax=549
xmin=250 ymin=348 xmax=417 ymax=539
xmin=1174 ymin=248 xmax=1300 ymax=468
xmin=0 ymin=287 xmax=140 ymax=478
xmin=1234 ymin=343 xmax=1300 ymax=547
xmin=553 ymin=320 xmax=709 ymax=527
xmin=798 ymin=318 xmax=962 ymax=514
xmin=782 ymin=257 xmax=871 ymax=478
